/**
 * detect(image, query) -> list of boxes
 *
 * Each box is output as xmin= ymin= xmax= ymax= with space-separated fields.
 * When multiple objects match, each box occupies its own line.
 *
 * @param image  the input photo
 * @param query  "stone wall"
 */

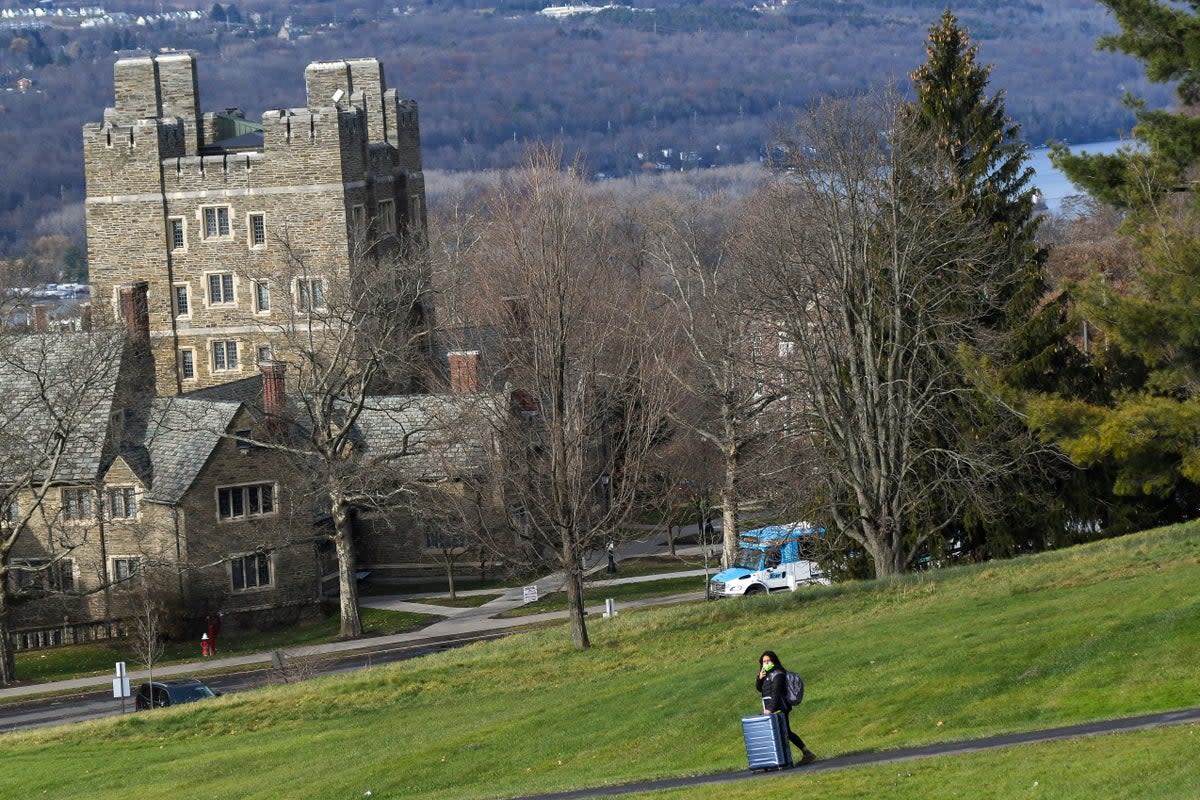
xmin=85 ymin=53 xmax=428 ymax=397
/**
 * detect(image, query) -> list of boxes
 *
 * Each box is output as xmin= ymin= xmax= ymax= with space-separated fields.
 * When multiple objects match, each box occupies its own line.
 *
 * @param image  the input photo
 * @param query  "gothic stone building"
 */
xmin=2 ymin=285 xmax=320 ymax=649
xmin=83 ymin=52 xmax=427 ymax=397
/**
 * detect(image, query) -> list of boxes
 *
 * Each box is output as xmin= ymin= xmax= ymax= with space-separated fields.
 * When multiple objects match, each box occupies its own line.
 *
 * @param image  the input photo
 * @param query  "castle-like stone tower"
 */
xmin=84 ymin=53 xmax=427 ymax=395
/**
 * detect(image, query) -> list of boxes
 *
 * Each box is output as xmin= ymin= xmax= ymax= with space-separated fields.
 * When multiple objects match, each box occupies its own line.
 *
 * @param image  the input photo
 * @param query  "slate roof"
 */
xmin=142 ymin=397 xmax=242 ymax=504
xmin=180 ymin=371 xmax=499 ymax=479
xmin=0 ymin=332 xmax=125 ymax=484
xmin=352 ymin=394 xmax=499 ymax=479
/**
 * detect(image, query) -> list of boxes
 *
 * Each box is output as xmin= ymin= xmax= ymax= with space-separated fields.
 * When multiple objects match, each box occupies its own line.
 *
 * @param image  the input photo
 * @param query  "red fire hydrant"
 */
xmin=201 ymin=632 xmax=212 ymax=657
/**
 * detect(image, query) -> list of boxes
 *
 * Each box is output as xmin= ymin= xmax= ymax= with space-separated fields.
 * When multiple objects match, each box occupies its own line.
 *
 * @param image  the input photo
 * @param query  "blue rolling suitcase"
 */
xmin=741 ymin=713 xmax=793 ymax=770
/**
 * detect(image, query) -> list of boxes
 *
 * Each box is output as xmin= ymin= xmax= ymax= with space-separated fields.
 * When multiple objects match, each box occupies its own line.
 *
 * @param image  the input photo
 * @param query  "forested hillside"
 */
xmin=0 ymin=0 xmax=1170 ymax=259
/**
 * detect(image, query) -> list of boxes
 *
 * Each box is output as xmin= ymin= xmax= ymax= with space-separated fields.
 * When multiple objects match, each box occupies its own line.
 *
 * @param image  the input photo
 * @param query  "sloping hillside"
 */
xmin=1 ymin=522 xmax=1196 ymax=799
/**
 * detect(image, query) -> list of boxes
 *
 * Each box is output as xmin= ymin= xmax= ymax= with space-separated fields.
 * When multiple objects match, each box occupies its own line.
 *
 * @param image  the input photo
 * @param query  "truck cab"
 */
xmin=709 ymin=523 xmax=827 ymax=598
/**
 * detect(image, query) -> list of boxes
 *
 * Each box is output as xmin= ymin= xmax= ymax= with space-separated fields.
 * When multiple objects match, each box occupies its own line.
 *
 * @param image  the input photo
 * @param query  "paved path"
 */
xmin=506 ymin=706 xmax=1200 ymax=800
xmin=0 ymin=553 xmax=709 ymax=702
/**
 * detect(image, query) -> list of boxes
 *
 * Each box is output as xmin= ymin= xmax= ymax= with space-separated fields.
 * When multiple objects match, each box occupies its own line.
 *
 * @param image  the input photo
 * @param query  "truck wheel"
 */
xmin=744 ymin=584 xmax=764 ymax=595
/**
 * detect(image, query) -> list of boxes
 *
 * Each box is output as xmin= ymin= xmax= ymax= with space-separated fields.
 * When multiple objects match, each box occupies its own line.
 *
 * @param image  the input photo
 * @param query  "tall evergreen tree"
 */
xmin=909 ymin=11 xmax=1092 ymax=558
xmin=1035 ymin=3 xmax=1200 ymax=513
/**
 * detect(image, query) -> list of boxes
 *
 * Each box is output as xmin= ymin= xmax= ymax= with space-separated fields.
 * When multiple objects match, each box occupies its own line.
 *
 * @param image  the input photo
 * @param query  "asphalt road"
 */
xmin=0 ymin=630 xmax=506 ymax=734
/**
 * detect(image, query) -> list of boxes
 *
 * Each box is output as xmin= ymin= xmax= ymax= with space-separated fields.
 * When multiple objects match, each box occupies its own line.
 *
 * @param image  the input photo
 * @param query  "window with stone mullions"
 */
xmin=208 ymin=273 xmax=234 ymax=304
xmin=202 ymin=206 xmax=230 ymax=239
xmin=107 ymin=487 xmax=137 ymax=519
xmin=297 ymin=278 xmax=324 ymax=311
xmin=231 ymin=552 xmax=271 ymax=591
xmin=217 ymin=483 xmax=275 ymax=520
xmin=212 ymin=340 xmax=238 ymax=371
xmin=61 ymin=488 xmax=93 ymax=522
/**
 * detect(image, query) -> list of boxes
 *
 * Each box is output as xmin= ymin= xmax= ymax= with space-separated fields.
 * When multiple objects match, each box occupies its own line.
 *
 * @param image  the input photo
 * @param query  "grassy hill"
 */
xmin=2 ymin=522 xmax=1198 ymax=799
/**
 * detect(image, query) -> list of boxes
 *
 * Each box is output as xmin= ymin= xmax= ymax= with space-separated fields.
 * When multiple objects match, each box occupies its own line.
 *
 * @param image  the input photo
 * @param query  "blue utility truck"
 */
xmin=709 ymin=523 xmax=827 ymax=598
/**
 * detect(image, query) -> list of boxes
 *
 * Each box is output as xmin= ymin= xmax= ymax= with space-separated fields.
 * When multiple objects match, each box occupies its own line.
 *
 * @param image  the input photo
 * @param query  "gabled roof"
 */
xmin=0 ymin=332 xmax=125 ymax=484
xmin=352 ymin=394 xmax=498 ymax=480
xmin=142 ymin=397 xmax=242 ymax=504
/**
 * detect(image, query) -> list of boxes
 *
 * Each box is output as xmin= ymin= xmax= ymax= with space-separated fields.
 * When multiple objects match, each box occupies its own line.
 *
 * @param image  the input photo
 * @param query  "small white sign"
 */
xmin=114 ymin=661 xmax=126 ymax=677
xmin=112 ymin=677 xmax=130 ymax=698
xmin=522 ymin=585 xmax=539 ymax=603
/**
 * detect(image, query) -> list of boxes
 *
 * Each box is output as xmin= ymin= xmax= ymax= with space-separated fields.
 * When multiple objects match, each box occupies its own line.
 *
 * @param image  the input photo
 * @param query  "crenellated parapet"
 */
xmin=84 ymin=52 xmax=430 ymax=396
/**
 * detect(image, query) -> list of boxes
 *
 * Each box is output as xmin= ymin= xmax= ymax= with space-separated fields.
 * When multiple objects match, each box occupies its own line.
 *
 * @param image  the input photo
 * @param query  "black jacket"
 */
xmin=756 ymin=668 xmax=788 ymax=713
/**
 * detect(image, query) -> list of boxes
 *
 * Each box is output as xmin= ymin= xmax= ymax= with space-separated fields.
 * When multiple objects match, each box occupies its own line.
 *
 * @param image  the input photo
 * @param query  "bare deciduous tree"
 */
xmin=648 ymin=197 xmax=785 ymax=567
xmin=748 ymin=92 xmax=1024 ymax=578
xmin=234 ymin=231 xmax=437 ymax=639
xmin=0 ymin=330 xmax=127 ymax=684
xmin=454 ymin=148 xmax=674 ymax=648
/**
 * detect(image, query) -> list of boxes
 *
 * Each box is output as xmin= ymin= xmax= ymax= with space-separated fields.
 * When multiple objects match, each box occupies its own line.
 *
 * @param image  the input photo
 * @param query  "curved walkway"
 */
xmin=505 ymin=706 xmax=1200 ymax=800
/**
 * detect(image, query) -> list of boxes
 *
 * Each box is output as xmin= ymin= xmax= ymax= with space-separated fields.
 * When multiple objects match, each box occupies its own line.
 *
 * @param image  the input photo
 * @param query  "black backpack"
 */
xmin=784 ymin=670 xmax=805 ymax=708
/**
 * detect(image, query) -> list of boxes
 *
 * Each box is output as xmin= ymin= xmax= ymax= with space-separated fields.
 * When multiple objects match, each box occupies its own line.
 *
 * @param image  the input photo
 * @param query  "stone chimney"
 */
xmin=448 ymin=350 xmax=480 ymax=393
xmin=31 ymin=305 xmax=48 ymax=333
xmin=119 ymin=282 xmax=149 ymax=343
xmin=260 ymin=360 xmax=287 ymax=417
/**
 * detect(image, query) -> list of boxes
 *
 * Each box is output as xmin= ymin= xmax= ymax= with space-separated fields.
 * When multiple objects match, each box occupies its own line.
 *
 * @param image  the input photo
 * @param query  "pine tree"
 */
xmin=909 ymin=11 xmax=1093 ymax=558
xmin=1054 ymin=1 xmax=1200 ymax=206
xmin=1033 ymin=2 xmax=1200 ymax=515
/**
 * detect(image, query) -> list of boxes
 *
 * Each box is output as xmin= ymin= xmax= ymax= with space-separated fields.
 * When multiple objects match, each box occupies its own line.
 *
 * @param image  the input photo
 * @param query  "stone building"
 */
xmin=1 ymin=284 xmax=321 ymax=649
xmin=83 ymin=52 xmax=428 ymax=397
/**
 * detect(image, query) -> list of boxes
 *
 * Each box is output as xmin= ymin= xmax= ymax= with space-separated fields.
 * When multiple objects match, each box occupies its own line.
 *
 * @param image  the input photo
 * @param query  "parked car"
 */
xmin=134 ymin=678 xmax=219 ymax=710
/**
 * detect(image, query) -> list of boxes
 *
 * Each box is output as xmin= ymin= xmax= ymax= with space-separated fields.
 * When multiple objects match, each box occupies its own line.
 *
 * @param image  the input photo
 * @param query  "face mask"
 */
xmin=762 ymin=661 xmax=774 ymax=671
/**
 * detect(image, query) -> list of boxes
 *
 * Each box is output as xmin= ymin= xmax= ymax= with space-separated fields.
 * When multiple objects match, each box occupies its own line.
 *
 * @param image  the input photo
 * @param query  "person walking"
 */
xmin=756 ymin=650 xmax=815 ymax=766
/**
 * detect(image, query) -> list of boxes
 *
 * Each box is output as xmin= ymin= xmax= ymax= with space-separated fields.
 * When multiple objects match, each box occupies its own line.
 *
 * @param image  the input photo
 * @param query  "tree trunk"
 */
xmin=0 ymin=596 xmax=14 ymax=686
xmin=563 ymin=537 xmax=590 ymax=649
xmin=721 ymin=447 xmax=739 ymax=569
xmin=446 ymin=560 xmax=457 ymax=600
xmin=331 ymin=496 xmax=362 ymax=639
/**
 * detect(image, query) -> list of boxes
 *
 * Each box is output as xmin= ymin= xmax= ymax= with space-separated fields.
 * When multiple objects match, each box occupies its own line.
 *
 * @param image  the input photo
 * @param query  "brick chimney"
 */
xmin=447 ymin=350 xmax=480 ymax=393
xmin=31 ymin=304 xmax=48 ymax=333
xmin=260 ymin=360 xmax=287 ymax=417
xmin=119 ymin=281 xmax=149 ymax=343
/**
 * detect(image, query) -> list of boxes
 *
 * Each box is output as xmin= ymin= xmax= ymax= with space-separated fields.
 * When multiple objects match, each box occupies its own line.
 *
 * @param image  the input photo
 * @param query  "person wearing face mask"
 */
xmin=756 ymin=650 xmax=815 ymax=766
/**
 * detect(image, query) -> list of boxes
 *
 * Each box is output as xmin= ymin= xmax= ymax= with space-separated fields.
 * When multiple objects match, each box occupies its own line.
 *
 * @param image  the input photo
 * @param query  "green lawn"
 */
xmin=12 ymin=606 xmax=437 ymax=685
xmin=1 ymin=522 xmax=1197 ymax=800
xmin=591 ymin=554 xmax=709 ymax=580
xmin=623 ymin=724 xmax=1200 ymax=799
xmin=497 ymin=574 xmax=706 ymax=617
xmin=408 ymin=593 xmax=502 ymax=608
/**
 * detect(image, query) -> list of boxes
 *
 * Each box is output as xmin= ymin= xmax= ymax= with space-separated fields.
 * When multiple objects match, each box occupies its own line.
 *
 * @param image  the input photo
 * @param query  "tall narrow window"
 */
xmin=254 ymin=280 xmax=270 ymax=313
xmin=249 ymin=213 xmax=266 ymax=247
xmin=202 ymin=206 xmax=231 ymax=239
xmin=377 ymin=200 xmax=396 ymax=234
xmin=173 ymin=284 xmax=190 ymax=317
xmin=168 ymin=218 xmax=186 ymax=251
xmin=179 ymin=349 xmax=196 ymax=380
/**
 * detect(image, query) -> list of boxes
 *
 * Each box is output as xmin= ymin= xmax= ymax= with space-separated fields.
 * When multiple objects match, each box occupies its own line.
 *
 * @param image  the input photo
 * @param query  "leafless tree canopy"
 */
xmin=449 ymin=147 xmax=674 ymax=648
xmin=746 ymin=93 xmax=1029 ymax=577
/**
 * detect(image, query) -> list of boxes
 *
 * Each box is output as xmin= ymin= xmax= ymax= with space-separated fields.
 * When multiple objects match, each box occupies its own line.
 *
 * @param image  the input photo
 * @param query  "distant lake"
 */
xmin=1027 ymin=139 xmax=1127 ymax=214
